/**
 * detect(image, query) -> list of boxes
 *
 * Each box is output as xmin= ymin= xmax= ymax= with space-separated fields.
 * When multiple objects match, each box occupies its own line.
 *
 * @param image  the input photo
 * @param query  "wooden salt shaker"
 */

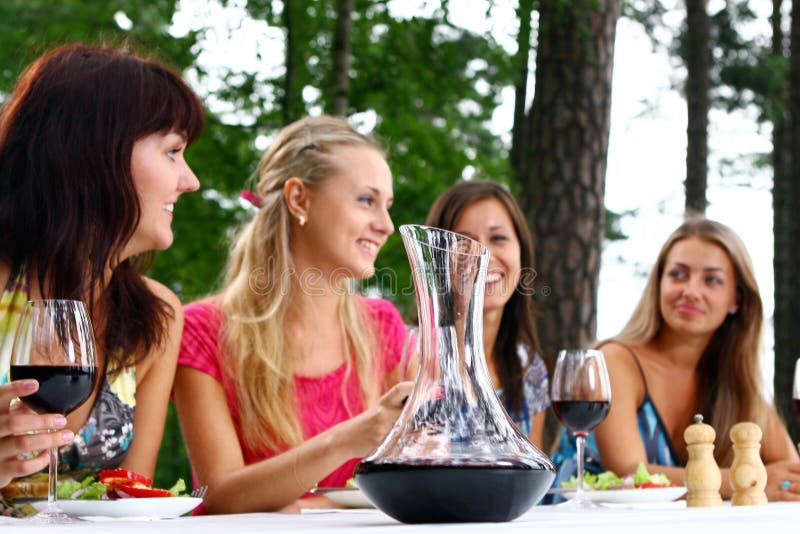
xmin=729 ymin=421 xmax=767 ymax=505
xmin=684 ymin=414 xmax=722 ymax=507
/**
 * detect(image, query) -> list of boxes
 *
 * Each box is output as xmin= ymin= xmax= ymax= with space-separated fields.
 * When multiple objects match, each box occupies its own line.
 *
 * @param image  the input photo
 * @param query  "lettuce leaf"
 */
xmin=632 ymin=463 xmax=671 ymax=486
xmin=56 ymin=475 xmax=108 ymax=499
xmin=594 ymin=470 xmax=625 ymax=490
xmin=167 ymin=478 xmax=187 ymax=497
xmin=56 ymin=479 xmax=82 ymax=499
xmin=561 ymin=463 xmax=671 ymax=490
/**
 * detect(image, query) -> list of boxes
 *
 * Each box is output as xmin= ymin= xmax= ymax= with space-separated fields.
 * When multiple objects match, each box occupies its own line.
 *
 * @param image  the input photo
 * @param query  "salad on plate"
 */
xmin=57 ymin=469 xmax=187 ymax=500
xmin=18 ymin=469 xmax=201 ymax=519
xmin=556 ymin=463 xmax=686 ymax=504
xmin=561 ymin=463 xmax=674 ymax=491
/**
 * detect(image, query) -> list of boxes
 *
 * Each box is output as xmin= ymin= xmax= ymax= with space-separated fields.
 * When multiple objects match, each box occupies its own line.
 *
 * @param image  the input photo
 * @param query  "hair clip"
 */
xmin=240 ymin=189 xmax=262 ymax=208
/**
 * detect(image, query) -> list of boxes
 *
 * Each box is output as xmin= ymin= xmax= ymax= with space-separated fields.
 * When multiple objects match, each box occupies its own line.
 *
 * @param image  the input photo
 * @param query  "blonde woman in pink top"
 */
xmin=174 ymin=116 xmax=412 ymax=514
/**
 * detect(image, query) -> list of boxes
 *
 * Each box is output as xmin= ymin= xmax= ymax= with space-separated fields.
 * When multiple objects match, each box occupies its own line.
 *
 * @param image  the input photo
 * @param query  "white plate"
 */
xmin=31 ymin=497 xmax=202 ymax=518
xmin=561 ymin=486 xmax=687 ymax=504
xmin=310 ymin=488 xmax=374 ymax=508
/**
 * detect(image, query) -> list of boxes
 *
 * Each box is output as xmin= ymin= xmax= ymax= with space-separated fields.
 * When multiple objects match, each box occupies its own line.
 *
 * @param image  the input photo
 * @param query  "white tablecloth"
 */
xmin=5 ymin=501 xmax=800 ymax=533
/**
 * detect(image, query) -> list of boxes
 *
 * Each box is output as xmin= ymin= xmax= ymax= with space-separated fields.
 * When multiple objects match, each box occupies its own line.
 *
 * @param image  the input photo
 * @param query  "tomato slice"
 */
xmin=637 ymin=482 xmax=672 ymax=489
xmin=98 ymin=469 xmax=153 ymax=487
xmin=108 ymin=481 xmax=172 ymax=498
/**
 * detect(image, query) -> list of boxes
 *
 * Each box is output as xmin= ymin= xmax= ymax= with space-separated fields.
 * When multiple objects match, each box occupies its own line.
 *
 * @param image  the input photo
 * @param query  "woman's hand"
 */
xmin=343 ymin=381 xmax=413 ymax=458
xmin=765 ymin=461 xmax=800 ymax=502
xmin=0 ymin=380 xmax=73 ymax=488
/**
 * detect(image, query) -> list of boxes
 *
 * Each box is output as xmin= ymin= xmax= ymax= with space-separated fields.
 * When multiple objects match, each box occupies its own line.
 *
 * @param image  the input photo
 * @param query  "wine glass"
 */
xmin=795 ymin=359 xmax=800 ymax=457
xmin=551 ymin=349 xmax=611 ymax=507
xmin=793 ymin=359 xmax=800 ymax=418
xmin=9 ymin=300 xmax=97 ymax=523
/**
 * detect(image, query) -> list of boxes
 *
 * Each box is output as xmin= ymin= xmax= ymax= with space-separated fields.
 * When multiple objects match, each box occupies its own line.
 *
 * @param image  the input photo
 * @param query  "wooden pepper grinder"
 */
xmin=729 ymin=421 xmax=767 ymax=505
xmin=684 ymin=414 xmax=722 ymax=507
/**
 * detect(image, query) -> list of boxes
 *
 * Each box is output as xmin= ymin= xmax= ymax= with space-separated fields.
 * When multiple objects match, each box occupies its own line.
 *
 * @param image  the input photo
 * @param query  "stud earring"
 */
xmin=728 ymin=307 xmax=737 ymax=315
xmin=298 ymin=215 xmax=306 ymax=227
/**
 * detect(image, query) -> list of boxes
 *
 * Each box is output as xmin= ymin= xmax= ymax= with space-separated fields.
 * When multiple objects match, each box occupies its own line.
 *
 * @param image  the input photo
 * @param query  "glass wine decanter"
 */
xmin=355 ymin=225 xmax=554 ymax=523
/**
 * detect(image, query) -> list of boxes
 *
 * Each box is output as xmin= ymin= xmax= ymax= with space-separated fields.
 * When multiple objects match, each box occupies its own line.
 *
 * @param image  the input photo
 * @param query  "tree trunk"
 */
xmin=685 ymin=0 xmax=710 ymax=215
xmin=331 ymin=0 xmax=354 ymax=116
xmin=520 ymin=1 xmax=621 ymax=367
xmin=776 ymin=0 xmax=800 ymax=442
xmin=282 ymin=1 xmax=302 ymax=124
xmin=510 ymin=0 xmax=534 ymax=184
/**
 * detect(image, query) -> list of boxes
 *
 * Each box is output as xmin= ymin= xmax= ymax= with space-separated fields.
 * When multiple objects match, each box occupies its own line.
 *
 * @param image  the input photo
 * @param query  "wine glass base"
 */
xmin=28 ymin=508 xmax=75 ymax=524
xmin=558 ymin=496 xmax=601 ymax=509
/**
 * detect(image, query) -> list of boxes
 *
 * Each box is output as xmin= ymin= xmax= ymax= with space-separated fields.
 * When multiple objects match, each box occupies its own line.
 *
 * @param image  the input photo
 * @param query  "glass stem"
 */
xmin=47 ymin=445 xmax=58 ymax=510
xmin=575 ymin=434 xmax=586 ymax=498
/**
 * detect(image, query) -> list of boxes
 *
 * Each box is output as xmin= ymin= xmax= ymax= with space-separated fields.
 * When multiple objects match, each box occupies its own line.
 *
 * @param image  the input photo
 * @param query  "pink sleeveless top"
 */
xmin=178 ymin=297 xmax=406 ymax=489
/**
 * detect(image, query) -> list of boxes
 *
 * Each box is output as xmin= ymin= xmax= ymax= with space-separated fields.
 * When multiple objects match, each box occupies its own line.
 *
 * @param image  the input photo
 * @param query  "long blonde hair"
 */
xmin=219 ymin=115 xmax=384 ymax=454
xmin=609 ymin=216 xmax=767 ymax=465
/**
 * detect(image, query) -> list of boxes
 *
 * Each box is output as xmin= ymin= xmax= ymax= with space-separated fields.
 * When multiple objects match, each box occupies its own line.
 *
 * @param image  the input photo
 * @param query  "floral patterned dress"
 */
xmin=496 ymin=345 xmax=551 ymax=437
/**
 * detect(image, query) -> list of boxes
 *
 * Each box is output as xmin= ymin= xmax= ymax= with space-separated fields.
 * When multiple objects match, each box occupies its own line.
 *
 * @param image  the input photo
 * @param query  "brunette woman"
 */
xmin=425 ymin=180 xmax=550 ymax=449
xmin=0 ymin=43 xmax=204 ymax=508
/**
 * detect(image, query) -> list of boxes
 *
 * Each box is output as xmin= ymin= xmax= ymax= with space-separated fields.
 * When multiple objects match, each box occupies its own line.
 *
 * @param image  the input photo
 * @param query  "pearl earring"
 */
xmin=728 ymin=307 xmax=737 ymax=315
xmin=298 ymin=215 xmax=306 ymax=227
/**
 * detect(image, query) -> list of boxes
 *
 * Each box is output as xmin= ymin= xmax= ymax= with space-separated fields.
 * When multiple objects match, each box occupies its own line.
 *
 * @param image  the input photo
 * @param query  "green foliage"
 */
xmin=669 ymin=0 xmax=775 ymax=121
xmin=663 ymin=1 xmax=779 ymax=182
xmin=605 ymin=208 xmax=631 ymax=241
xmin=0 ymin=0 xmax=197 ymax=94
xmin=621 ymin=0 xmax=668 ymax=42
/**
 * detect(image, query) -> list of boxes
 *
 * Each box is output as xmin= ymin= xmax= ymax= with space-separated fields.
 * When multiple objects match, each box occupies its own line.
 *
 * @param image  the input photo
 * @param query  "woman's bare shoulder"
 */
xmin=596 ymin=341 xmax=646 ymax=394
xmin=596 ymin=341 xmax=639 ymax=369
xmin=142 ymin=276 xmax=182 ymax=313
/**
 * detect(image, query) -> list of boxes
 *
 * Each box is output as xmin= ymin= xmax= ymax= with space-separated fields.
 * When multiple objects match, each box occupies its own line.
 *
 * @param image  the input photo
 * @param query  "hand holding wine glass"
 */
xmin=9 ymin=300 xmax=97 ymax=523
xmin=0 ymin=380 xmax=74 ymax=489
xmin=551 ymin=349 xmax=611 ymax=507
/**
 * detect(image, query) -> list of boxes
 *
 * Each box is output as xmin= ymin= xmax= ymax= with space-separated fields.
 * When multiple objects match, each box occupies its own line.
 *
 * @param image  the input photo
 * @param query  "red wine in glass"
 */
xmin=551 ymin=349 xmax=612 ymax=508
xmin=552 ymin=400 xmax=611 ymax=436
xmin=9 ymin=365 xmax=94 ymax=414
xmin=10 ymin=299 xmax=97 ymax=524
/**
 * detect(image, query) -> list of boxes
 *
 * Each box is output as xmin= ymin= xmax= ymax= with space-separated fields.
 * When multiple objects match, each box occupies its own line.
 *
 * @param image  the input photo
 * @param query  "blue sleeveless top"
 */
xmin=550 ymin=344 xmax=679 ymax=489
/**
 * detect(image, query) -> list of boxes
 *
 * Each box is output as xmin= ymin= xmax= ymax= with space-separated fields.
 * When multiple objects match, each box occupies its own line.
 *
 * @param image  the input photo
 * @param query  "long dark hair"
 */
xmin=0 ymin=43 xmax=205 ymax=369
xmin=425 ymin=180 xmax=541 ymax=413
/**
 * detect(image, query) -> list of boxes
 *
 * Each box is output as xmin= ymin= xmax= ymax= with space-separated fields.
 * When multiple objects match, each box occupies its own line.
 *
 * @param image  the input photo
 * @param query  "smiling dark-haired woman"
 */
xmin=0 ymin=43 xmax=205 ymax=513
xmin=425 ymin=180 xmax=550 ymax=450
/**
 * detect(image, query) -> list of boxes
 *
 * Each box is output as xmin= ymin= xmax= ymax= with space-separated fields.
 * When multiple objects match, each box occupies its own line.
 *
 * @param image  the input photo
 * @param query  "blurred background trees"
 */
xmin=0 ymin=0 xmax=796 ymax=483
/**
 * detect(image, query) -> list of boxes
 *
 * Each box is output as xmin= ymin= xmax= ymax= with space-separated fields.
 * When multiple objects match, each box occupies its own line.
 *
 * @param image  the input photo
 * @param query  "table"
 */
xmin=5 ymin=502 xmax=800 ymax=533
